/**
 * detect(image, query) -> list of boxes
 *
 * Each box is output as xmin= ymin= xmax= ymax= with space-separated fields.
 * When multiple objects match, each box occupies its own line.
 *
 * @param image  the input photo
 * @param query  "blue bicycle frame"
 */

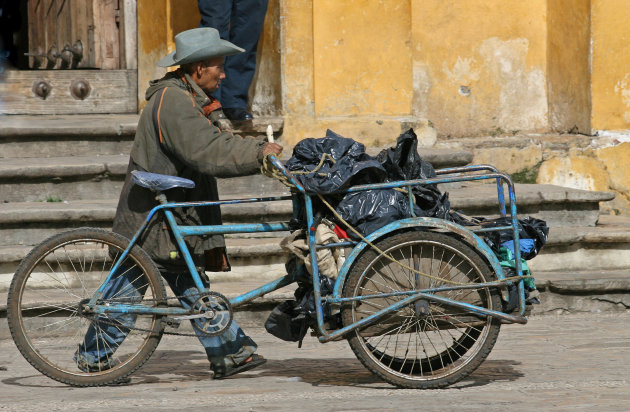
xmin=87 ymin=156 xmax=529 ymax=343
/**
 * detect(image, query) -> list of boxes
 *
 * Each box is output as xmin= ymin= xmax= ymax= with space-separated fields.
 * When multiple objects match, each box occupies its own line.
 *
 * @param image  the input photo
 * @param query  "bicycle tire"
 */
xmin=341 ymin=230 xmax=501 ymax=389
xmin=7 ymin=227 xmax=167 ymax=386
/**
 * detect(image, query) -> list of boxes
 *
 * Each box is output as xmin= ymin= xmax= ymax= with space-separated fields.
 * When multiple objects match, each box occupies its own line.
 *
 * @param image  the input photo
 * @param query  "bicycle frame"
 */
xmin=88 ymin=156 xmax=529 ymax=342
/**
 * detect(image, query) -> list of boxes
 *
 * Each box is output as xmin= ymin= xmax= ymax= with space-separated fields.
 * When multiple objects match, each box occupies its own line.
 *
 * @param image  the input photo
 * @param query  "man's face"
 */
xmin=196 ymin=56 xmax=225 ymax=95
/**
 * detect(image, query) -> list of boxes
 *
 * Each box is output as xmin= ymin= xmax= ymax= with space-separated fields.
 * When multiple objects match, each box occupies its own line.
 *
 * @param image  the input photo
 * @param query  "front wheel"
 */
xmin=7 ymin=228 xmax=167 ymax=386
xmin=341 ymin=230 xmax=502 ymax=389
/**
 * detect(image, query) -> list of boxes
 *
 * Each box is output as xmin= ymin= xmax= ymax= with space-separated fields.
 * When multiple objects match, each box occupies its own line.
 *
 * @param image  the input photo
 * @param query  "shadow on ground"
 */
xmin=133 ymin=350 xmax=524 ymax=389
xmin=1 ymin=349 xmax=523 ymax=389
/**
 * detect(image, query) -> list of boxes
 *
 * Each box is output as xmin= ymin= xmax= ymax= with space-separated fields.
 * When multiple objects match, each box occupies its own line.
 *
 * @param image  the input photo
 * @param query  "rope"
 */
xmin=261 ymin=154 xmax=295 ymax=188
xmin=262 ymin=154 xmax=532 ymax=287
xmin=317 ymin=194 xmax=467 ymax=285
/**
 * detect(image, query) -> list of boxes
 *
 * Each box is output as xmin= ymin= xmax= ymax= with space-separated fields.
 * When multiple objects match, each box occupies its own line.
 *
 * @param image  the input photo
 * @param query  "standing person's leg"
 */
xmin=220 ymin=0 xmax=269 ymax=114
xmin=161 ymin=271 xmax=263 ymax=377
xmin=197 ymin=0 xmax=232 ymax=103
xmin=75 ymin=265 xmax=146 ymax=371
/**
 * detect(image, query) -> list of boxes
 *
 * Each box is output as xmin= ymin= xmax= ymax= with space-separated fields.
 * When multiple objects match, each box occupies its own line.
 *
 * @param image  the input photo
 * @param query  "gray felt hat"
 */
xmin=157 ymin=27 xmax=244 ymax=67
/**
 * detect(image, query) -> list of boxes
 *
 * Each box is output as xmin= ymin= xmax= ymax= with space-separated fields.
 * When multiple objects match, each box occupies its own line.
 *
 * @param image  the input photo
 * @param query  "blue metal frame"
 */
xmin=88 ymin=156 xmax=529 ymax=340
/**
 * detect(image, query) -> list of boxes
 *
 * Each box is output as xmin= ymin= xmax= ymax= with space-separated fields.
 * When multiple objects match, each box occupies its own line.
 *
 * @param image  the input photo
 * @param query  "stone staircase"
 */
xmin=1 ymin=115 xmax=629 ymax=316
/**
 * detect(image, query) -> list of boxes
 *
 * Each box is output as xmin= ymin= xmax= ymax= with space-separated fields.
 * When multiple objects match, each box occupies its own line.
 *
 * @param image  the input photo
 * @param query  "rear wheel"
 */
xmin=7 ymin=228 xmax=166 ymax=386
xmin=341 ymin=231 xmax=501 ymax=389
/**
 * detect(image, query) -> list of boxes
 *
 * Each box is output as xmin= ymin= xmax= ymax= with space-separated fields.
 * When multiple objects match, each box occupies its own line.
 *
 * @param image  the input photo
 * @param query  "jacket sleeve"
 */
xmin=157 ymin=87 xmax=265 ymax=178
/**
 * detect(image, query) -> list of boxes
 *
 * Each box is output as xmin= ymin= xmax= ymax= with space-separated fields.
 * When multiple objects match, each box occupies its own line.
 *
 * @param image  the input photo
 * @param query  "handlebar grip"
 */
xmin=265 ymin=155 xmax=305 ymax=193
xmin=266 ymin=124 xmax=274 ymax=143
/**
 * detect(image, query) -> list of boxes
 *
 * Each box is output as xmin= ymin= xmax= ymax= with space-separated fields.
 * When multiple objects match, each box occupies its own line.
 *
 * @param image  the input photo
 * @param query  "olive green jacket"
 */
xmin=112 ymin=70 xmax=265 ymax=270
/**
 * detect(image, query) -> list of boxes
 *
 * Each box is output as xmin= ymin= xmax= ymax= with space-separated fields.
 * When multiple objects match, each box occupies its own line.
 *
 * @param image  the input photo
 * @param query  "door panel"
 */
xmin=27 ymin=0 xmax=121 ymax=70
xmin=0 ymin=70 xmax=137 ymax=114
xmin=9 ymin=0 xmax=137 ymax=114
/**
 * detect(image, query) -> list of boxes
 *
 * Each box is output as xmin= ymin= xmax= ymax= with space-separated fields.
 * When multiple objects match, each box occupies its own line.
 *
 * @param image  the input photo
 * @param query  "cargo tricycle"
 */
xmin=6 ymin=155 xmax=530 ymax=388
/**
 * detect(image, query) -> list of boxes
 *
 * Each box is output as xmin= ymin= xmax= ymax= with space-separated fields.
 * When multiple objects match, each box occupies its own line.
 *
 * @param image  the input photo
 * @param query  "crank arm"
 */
xmin=172 ymin=310 xmax=230 ymax=320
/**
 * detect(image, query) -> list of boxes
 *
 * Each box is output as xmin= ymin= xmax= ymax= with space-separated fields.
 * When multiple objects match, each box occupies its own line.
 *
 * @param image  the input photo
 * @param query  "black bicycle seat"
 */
xmin=131 ymin=170 xmax=195 ymax=192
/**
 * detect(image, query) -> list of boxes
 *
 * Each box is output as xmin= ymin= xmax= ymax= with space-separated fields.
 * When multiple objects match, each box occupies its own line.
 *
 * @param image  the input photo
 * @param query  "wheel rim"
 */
xmin=13 ymin=237 xmax=162 ymax=378
xmin=350 ymin=239 xmax=495 ymax=381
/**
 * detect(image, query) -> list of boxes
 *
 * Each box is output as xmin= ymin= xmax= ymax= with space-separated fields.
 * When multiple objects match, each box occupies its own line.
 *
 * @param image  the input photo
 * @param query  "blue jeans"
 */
xmin=198 ymin=0 xmax=269 ymax=109
xmin=75 ymin=266 xmax=256 ymax=370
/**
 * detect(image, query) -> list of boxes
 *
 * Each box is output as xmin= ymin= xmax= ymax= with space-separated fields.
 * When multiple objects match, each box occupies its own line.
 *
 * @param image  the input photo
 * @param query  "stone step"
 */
xmin=0 ymin=114 xmax=138 ymax=158
xmin=0 ymin=182 xmax=613 ymax=246
xmin=0 ymin=114 xmax=284 ymax=158
xmin=0 ymin=155 xmax=128 ymax=202
xmin=208 ymin=268 xmax=630 ymax=316
xmin=529 ymin=215 xmax=630 ymax=272
xmin=0 ymin=144 xmax=474 ymax=202
xmin=0 ymin=199 xmax=293 ymax=247
xmin=0 ymin=237 xmax=291 ymax=293
xmin=2 ymin=215 xmax=629 ymax=287
xmin=2 ymin=264 xmax=628 ymax=324
xmin=447 ymin=182 xmax=614 ymax=227
xmin=531 ymin=269 xmax=630 ymax=315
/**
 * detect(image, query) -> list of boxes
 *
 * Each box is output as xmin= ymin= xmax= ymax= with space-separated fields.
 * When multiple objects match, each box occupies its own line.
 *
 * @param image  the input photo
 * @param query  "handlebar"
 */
xmin=266 ymin=155 xmax=306 ymax=193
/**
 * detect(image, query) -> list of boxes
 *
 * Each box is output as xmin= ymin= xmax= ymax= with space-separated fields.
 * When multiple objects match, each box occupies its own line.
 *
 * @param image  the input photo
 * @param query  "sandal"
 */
xmin=211 ymin=354 xmax=266 ymax=379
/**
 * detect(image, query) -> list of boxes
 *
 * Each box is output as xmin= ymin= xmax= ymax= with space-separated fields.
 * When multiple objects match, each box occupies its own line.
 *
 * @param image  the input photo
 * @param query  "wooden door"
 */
xmin=0 ymin=0 xmax=137 ymax=114
xmin=27 ymin=0 xmax=120 ymax=70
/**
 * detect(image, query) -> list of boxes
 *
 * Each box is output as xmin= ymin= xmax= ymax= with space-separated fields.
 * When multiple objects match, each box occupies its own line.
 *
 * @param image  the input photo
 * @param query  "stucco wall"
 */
xmin=412 ymin=0 xmax=548 ymax=138
xmin=591 ymin=0 xmax=630 ymax=130
xmin=547 ymin=0 xmax=591 ymax=134
xmin=136 ymin=0 xmax=280 ymax=113
xmin=136 ymin=0 xmax=630 ymax=137
xmin=281 ymin=0 xmax=552 ymax=143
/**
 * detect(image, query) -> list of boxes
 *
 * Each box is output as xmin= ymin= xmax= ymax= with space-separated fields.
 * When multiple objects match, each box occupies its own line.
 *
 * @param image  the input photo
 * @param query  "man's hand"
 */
xmin=263 ymin=142 xmax=283 ymax=157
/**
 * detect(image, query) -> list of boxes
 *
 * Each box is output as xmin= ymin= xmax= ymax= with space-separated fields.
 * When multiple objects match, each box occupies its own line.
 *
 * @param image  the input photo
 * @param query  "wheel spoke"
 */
xmin=8 ymin=229 xmax=165 ymax=386
xmin=342 ymin=231 xmax=502 ymax=388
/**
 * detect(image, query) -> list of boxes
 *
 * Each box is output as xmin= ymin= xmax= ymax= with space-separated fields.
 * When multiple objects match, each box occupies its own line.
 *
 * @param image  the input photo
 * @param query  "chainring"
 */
xmin=188 ymin=291 xmax=233 ymax=337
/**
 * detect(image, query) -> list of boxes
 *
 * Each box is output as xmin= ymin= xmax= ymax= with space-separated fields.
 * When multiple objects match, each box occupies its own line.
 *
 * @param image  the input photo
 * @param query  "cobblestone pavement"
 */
xmin=1 ymin=312 xmax=629 ymax=411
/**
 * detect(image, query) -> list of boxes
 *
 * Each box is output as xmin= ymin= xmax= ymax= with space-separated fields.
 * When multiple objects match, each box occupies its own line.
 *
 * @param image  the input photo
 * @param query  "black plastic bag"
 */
xmin=376 ymin=128 xmax=436 ymax=182
xmin=285 ymin=129 xmax=387 ymax=193
xmin=264 ymin=300 xmax=308 ymax=342
xmin=335 ymin=189 xmax=422 ymax=238
xmin=376 ymin=129 xmax=454 ymax=222
xmin=265 ymin=258 xmax=337 ymax=342
xmin=295 ymin=274 xmax=334 ymax=310
xmin=285 ymin=128 xmax=458 ymax=237
xmin=481 ymin=217 xmax=549 ymax=260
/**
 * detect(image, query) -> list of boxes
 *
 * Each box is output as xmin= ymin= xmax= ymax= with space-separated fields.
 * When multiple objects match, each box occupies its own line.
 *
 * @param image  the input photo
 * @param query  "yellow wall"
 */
xmin=137 ymin=0 xmax=169 ymax=106
xmin=282 ymin=0 xmax=550 ymax=143
xmin=137 ymin=0 xmax=630 ymax=140
xmin=137 ymin=0 xmax=200 ymax=108
xmin=313 ymin=0 xmax=412 ymax=117
xmin=412 ymin=0 xmax=548 ymax=137
xmin=591 ymin=0 xmax=630 ymax=130
xmin=250 ymin=0 xmax=282 ymax=116
xmin=547 ymin=0 xmax=591 ymax=133
xmin=281 ymin=0 xmax=410 ymax=146
xmin=136 ymin=0 xmax=280 ymax=113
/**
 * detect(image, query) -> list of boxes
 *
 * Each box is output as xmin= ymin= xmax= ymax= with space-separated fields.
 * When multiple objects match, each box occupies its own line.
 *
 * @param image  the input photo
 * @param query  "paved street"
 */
xmin=1 ymin=312 xmax=629 ymax=411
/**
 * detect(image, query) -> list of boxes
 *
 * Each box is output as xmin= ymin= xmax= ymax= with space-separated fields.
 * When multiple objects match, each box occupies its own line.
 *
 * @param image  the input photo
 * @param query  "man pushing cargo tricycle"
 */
xmin=6 ymin=27 xmax=547 ymax=389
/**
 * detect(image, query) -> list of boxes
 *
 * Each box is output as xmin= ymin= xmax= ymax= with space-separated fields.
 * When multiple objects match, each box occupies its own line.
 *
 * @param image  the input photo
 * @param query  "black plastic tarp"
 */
xmin=285 ymin=129 xmax=387 ymax=194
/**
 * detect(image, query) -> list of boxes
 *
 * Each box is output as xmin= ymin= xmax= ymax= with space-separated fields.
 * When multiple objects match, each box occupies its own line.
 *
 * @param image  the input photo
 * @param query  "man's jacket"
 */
xmin=112 ymin=70 xmax=265 ymax=270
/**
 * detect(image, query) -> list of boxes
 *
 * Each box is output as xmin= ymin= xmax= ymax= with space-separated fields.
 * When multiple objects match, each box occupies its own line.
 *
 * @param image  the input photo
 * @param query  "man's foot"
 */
xmin=223 ymin=107 xmax=253 ymax=121
xmin=211 ymin=354 xmax=266 ymax=379
xmin=75 ymin=352 xmax=119 ymax=373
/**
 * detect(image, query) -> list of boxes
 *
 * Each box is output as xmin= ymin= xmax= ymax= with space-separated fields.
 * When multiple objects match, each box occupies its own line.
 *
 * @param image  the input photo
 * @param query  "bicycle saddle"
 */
xmin=131 ymin=170 xmax=195 ymax=192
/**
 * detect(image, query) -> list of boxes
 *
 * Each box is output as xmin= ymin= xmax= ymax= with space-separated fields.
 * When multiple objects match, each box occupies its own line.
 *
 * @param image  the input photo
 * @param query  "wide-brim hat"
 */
xmin=157 ymin=27 xmax=244 ymax=67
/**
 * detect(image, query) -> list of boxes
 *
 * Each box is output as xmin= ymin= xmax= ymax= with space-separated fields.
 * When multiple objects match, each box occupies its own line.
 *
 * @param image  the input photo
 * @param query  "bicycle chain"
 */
xmin=77 ymin=292 xmax=226 ymax=337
